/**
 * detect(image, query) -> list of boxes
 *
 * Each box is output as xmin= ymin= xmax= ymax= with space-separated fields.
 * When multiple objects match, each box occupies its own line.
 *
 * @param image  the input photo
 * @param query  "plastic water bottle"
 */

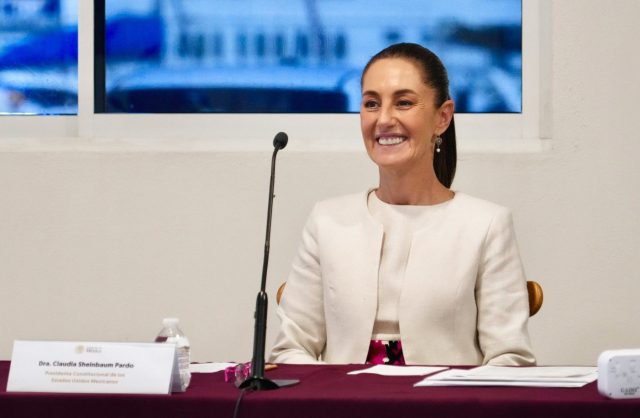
xmin=155 ymin=317 xmax=191 ymax=392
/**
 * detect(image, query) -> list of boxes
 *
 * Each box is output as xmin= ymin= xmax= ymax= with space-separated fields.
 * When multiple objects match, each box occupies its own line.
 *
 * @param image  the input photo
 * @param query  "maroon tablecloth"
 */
xmin=2 ymin=361 xmax=639 ymax=418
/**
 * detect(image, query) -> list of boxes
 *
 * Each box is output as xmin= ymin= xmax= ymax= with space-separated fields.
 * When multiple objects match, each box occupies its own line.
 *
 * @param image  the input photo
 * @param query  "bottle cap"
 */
xmin=162 ymin=318 xmax=179 ymax=327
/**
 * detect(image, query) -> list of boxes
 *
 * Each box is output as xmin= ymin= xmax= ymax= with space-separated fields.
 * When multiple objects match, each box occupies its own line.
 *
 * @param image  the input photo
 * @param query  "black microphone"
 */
xmin=273 ymin=131 xmax=288 ymax=150
xmin=239 ymin=132 xmax=299 ymax=391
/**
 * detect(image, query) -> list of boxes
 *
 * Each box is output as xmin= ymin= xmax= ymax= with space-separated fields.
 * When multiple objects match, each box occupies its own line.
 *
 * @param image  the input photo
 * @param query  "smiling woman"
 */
xmin=360 ymin=45 xmax=455 ymax=205
xmin=361 ymin=64 xmax=453 ymax=204
xmin=269 ymin=43 xmax=536 ymax=367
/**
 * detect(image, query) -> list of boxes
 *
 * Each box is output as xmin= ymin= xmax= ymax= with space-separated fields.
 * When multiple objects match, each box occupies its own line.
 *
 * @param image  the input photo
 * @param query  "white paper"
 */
xmin=455 ymin=365 xmax=598 ymax=380
xmin=414 ymin=366 xmax=598 ymax=388
xmin=7 ymin=340 xmax=176 ymax=394
xmin=189 ymin=362 xmax=236 ymax=373
xmin=416 ymin=379 xmax=590 ymax=388
xmin=348 ymin=365 xmax=449 ymax=376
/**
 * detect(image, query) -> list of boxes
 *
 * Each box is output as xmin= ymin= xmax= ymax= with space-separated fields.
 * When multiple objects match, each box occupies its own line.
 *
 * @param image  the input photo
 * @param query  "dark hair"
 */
xmin=362 ymin=43 xmax=457 ymax=188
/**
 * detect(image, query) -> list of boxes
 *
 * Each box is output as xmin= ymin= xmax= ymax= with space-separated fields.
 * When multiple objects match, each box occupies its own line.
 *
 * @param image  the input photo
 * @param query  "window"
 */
xmin=0 ymin=0 xmax=78 ymax=115
xmin=97 ymin=0 xmax=522 ymax=114
xmin=1 ymin=0 xmax=549 ymax=149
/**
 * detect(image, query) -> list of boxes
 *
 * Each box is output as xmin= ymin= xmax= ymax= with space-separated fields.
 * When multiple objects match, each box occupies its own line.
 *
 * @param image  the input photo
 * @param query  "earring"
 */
xmin=435 ymin=136 xmax=443 ymax=153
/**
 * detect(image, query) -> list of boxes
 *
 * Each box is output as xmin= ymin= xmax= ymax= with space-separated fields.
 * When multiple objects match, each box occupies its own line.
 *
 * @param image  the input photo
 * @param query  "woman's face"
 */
xmin=360 ymin=58 xmax=453 ymax=174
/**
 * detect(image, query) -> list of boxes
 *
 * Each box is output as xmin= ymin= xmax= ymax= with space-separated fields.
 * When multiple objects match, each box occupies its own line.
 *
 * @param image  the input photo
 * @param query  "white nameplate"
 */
xmin=7 ymin=340 xmax=177 ymax=394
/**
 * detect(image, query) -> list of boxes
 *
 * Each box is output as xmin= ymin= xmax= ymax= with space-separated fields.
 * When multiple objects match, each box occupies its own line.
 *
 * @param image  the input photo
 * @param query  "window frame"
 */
xmin=1 ymin=0 xmax=551 ymax=152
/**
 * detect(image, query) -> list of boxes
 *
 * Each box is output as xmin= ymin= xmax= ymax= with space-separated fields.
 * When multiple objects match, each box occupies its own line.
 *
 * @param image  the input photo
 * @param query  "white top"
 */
xmin=367 ymin=191 xmax=454 ymax=341
xmin=270 ymin=190 xmax=535 ymax=366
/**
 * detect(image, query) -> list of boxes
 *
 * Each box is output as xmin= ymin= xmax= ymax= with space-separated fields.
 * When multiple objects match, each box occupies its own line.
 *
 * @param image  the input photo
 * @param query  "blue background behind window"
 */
xmin=0 ymin=0 xmax=77 ymax=115
xmin=104 ymin=0 xmax=521 ymax=114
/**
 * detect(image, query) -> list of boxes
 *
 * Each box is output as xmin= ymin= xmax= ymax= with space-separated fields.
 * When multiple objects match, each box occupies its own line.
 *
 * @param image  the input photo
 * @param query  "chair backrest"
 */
xmin=276 ymin=282 xmax=286 ymax=305
xmin=277 ymin=280 xmax=544 ymax=317
xmin=527 ymin=280 xmax=544 ymax=316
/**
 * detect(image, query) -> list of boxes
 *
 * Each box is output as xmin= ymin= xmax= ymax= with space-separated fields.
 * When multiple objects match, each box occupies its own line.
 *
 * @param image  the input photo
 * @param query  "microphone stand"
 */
xmin=239 ymin=133 xmax=299 ymax=391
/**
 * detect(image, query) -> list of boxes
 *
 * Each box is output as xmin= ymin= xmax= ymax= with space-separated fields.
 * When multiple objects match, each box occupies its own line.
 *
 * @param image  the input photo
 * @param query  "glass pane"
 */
xmin=104 ymin=0 xmax=521 ymax=114
xmin=0 ymin=0 xmax=77 ymax=115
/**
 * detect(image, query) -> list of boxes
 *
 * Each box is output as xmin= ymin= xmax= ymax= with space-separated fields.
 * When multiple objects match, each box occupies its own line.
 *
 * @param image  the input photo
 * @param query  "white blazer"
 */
xmin=269 ymin=191 xmax=535 ymax=366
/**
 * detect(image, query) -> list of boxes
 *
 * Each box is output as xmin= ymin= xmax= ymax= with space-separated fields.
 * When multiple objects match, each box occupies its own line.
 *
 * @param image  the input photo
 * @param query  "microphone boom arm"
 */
xmin=239 ymin=133 xmax=298 ymax=391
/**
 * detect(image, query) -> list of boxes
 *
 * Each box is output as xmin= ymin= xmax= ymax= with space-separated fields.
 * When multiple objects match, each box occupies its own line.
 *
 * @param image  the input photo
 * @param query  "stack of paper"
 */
xmin=415 ymin=365 xmax=598 ymax=388
xmin=189 ymin=362 xmax=236 ymax=373
xmin=348 ymin=365 xmax=449 ymax=376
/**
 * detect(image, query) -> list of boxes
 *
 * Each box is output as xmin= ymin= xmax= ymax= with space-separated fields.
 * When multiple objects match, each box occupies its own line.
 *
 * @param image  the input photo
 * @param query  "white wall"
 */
xmin=1 ymin=1 xmax=639 ymax=365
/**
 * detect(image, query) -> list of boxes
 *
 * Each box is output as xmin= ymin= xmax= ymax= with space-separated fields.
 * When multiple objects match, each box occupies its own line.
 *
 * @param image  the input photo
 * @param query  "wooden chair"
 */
xmin=276 ymin=282 xmax=287 ymax=306
xmin=527 ymin=280 xmax=544 ymax=316
xmin=277 ymin=280 xmax=544 ymax=317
